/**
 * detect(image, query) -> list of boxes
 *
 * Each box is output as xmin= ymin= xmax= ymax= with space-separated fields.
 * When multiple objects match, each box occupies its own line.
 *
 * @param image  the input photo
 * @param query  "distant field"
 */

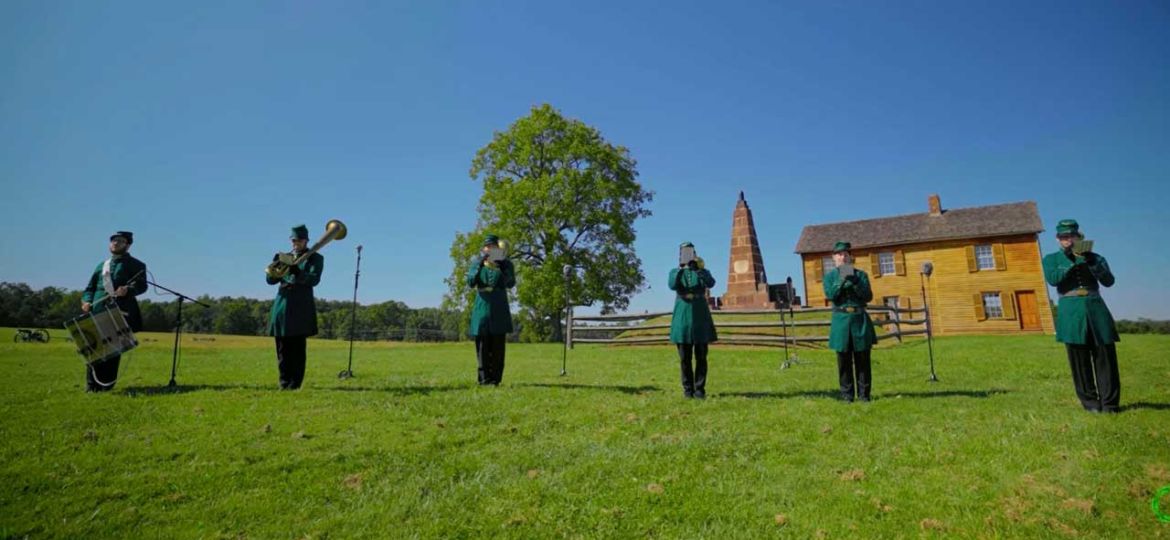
xmin=1 ymin=328 xmax=1168 ymax=538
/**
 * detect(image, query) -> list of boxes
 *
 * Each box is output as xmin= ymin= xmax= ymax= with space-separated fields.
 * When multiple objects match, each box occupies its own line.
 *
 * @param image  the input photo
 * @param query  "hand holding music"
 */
xmin=1071 ymin=238 xmax=1094 ymax=257
xmin=81 ymin=302 xmax=92 ymax=313
xmin=114 ymin=285 xmax=129 ymax=297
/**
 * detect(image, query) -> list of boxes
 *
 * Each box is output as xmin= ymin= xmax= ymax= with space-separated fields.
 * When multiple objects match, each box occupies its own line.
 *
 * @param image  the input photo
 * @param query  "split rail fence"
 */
xmin=564 ymin=306 xmax=930 ymax=348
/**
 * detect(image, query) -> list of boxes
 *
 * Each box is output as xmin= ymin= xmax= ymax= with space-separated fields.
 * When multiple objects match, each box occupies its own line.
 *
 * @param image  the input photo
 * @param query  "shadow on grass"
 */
xmin=120 ymin=383 xmax=471 ymax=397
xmin=325 ymin=384 xmax=469 ymax=396
xmin=718 ymin=388 xmax=1010 ymax=400
xmin=516 ymin=382 xmax=662 ymax=395
xmin=879 ymin=388 xmax=1010 ymax=399
xmin=1125 ymin=401 xmax=1170 ymax=411
xmin=718 ymin=390 xmax=841 ymax=400
xmin=120 ymin=383 xmax=269 ymax=396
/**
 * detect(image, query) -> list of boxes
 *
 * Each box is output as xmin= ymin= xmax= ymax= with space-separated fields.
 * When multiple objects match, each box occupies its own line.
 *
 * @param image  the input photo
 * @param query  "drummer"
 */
xmin=79 ymin=231 xmax=148 ymax=392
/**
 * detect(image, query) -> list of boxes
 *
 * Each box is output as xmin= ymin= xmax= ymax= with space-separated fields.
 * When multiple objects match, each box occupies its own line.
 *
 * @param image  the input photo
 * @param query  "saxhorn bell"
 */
xmin=266 ymin=219 xmax=348 ymax=279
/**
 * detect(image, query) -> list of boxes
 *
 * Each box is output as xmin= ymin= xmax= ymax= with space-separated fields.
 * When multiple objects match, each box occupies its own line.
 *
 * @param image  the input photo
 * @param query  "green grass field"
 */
xmin=2 ymin=328 xmax=1168 ymax=538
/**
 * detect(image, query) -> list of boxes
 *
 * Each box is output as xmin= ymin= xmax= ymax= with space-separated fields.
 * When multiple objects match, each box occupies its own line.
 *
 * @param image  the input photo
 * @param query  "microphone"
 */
xmin=921 ymin=261 xmax=934 ymax=276
xmin=357 ymin=245 xmax=363 ymax=254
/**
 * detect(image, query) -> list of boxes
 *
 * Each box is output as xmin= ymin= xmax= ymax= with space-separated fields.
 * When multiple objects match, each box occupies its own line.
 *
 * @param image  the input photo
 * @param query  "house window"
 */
xmin=878 ymin=252 xmax=896 ymax=275
xmin=982 ymin=292 xmax=1003 ymax=318
xmin=975 ymin=244 xmax=995 ymax=270
xmin=822 ymin=256 xmax=834 ymax=277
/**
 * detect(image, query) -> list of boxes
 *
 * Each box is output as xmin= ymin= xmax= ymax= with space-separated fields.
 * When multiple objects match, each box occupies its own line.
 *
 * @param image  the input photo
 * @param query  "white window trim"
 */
xmin=982 ymin=292 xmax=1004 ymax=318
xmin=878 ymin=252 xmax=896 ymax=275
xmin=975 ymin=244 xmax=995 ymax=271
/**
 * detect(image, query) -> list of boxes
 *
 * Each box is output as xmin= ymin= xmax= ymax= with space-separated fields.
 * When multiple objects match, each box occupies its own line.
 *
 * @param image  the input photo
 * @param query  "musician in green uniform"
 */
xmin=668 ymin=242 xmax=717 ymax=399
xmin=465 ymin=234 xmax=515 ymax=385
xmin=823 ymin=241 xmax=877 ymax=402
xmin=80 ymin=231 xmax=147 ymax=392
xmin=267 ymin=224 xmax=324 ymax=390
xmin=1042 ymin=219 xmax=1120 ymax=413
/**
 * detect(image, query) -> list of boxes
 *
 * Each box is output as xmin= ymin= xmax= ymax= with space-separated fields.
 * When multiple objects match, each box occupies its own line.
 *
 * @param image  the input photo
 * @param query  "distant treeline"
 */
xmin=1114 ymin=318 xmax=1170 ymax=335
xmin=0 ymin=282 xmax=467 ymax=341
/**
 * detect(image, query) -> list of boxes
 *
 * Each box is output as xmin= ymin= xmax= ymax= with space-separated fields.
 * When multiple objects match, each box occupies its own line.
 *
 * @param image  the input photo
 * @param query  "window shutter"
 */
xmin=869 ymin=254 xmax=881 ymax=277
xmin=966 ymin=246 xmax=978 ymax=273
xmin=895 ymin=250 xmax=906 ymax=276
xmin=1002 ymin=291 xmax=1016 ymax=320
xmin=993 ymin=243 xmax=1007 ymax=271
xmin=973 ymin=293 xmax=987 ymax=321
xmin=814 ymin=258 xmax=823 ymax=283
xmin=902 ymin=296 xmax=911 ymax=308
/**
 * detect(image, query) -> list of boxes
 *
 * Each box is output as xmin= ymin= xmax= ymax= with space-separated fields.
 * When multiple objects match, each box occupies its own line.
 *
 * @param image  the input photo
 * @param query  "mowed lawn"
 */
xmin=1 ymin=329 xmax=1168 ymax=539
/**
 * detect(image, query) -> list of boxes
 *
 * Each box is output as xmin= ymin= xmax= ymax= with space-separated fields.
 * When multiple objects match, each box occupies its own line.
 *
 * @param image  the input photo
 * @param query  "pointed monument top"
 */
xmin=736 ymin=190 xmax=749 ymax=209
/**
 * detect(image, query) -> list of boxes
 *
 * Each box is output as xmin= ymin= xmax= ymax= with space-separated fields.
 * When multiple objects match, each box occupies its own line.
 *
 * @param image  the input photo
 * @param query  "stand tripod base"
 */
xmin=338 ymin=370 xmax=354 ymax=380
xmin=927 ymin=374 xmax=939 ymax=382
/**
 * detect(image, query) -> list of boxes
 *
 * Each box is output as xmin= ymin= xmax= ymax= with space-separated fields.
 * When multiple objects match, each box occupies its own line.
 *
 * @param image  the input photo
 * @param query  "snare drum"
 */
xmin=65 ymin=299 xmax=138 ymax=364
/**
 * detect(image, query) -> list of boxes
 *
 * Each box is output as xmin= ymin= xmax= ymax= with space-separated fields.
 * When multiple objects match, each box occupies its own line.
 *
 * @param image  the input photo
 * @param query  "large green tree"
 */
xmin=443 ymin=104 xmax=653 ymax=341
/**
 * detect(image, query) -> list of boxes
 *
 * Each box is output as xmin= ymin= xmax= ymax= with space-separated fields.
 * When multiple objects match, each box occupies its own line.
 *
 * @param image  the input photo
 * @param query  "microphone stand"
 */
xmin=920 ymin=270 xmax=939 ymax=382
xmin=782 ymin=277 xmax=802 ymax=369
xmin=146 ymin=280 xmax=209 ymax=387
xmin=561 ymin=265 xmax=572 ymax=376
xmin=339 ymin=245 xmax=363 ymax=380
xmin=780 ymin=298 xmax=789 ymax=369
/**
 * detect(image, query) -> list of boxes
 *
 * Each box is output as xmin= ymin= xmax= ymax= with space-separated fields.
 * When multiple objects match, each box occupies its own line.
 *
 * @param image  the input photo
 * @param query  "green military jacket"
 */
xmin=267 ymin=252 xmax=323 ymax=337
xmin=82 ymin=255 xmax=148 ymax=331
xmin=823 ymin=267 xmax=877 ymax=352
xmin=668 ymin=266 xmax=718 ymax=344
xmin=466 ymin=257 xmax=515 ymax=336
xmin=1042 ymin=250 xmax=1118 ymax=345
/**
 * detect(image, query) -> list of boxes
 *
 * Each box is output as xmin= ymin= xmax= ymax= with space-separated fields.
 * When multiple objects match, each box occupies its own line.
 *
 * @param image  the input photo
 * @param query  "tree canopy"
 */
xmin=444 ymin=104 xmax=654 ymax=341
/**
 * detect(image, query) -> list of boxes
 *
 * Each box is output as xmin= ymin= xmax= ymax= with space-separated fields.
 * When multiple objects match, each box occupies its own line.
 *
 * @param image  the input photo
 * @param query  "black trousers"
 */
xmin=836 ymin=346 xmax=872 ymax=401
xmin=85 ymin=354 xmax=121 ymax=392
xmin=275 ymin=336 xmax=308 ymax=389
xmin=475 ymin=334 xmax=507 ymax=385
xmin=677 ymin=343 xmax=709 ymax=396
xmin=1065 ymin=332 xmax=1120 ymax=412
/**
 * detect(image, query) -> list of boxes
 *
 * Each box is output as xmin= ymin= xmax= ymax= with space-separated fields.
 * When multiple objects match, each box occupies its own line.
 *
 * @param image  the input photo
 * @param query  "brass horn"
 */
xmin=266 ymin=219 xmax=348 ymax=279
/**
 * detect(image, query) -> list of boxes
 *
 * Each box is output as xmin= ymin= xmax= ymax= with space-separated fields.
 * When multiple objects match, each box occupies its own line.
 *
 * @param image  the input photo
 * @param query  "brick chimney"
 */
xmin=928 ymin=194 xmax=942 ymax=216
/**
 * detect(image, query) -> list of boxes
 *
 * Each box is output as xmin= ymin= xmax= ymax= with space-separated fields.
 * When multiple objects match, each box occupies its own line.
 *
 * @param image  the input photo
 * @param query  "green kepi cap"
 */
xmin=1055 ymin=219 xmax=1082 ymax=238
xmin=110 ymin=231 xmax=134 ymax=245
xmin=290 ymin=224 xmax=310 ymax=240
xmin=483 ymin=234 xmax=500 ymax=247
xmin=832 ymin=241 xmax=851 ymax=253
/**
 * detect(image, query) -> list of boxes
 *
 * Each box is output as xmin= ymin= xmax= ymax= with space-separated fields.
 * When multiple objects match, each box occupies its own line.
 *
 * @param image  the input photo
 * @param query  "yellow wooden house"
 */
xmin=794 ymin=195 xmax=1055 ymax=335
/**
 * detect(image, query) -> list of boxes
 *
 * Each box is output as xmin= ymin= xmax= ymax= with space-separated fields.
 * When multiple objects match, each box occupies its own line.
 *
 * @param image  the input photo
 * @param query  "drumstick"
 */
xmin=124 ymin=269 xmax=145 ymax=288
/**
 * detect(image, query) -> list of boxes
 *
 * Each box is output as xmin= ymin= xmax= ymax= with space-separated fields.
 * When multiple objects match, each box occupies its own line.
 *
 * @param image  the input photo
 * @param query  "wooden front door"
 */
xmin=1016 ymin=290 xmax=1041 ymax=331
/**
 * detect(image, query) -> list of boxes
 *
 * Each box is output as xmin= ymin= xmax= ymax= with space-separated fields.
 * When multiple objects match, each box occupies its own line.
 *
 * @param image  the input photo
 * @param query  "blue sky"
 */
xmin=2 ymin=0 xmax=1168 ymax=318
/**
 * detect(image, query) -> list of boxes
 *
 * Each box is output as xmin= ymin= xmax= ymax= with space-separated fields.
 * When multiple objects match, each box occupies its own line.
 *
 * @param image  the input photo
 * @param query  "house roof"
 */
xmin=794 ymin=201 xmax=1043 ymax=254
